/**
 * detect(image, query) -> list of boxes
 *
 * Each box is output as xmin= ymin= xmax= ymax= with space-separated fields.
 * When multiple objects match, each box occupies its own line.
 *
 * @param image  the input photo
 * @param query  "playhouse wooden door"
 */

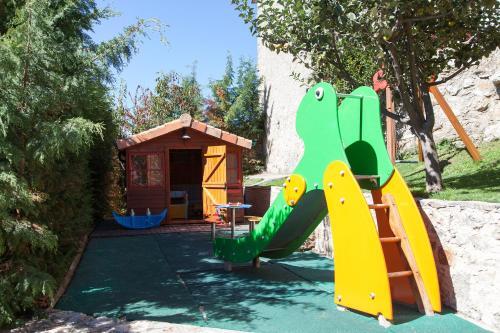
xmin=202 ymin=145 xmax=227 ymax=217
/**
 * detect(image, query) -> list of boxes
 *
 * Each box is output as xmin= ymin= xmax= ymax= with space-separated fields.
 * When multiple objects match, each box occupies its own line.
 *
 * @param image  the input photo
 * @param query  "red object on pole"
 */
xmin=373 ymin=69 xmax=388 ymax=93
xmin=373 ymin=68 xmax=396 ymax=163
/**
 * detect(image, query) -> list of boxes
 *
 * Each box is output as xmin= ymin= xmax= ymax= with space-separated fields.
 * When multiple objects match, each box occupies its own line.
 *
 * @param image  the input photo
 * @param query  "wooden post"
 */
xmin=416 ymin=89 xmax=425 ymax=162
xmin=429 ymin=85 xmax=481 ymax=161
xmin=385 ymin=87 xmax=396 ymax=164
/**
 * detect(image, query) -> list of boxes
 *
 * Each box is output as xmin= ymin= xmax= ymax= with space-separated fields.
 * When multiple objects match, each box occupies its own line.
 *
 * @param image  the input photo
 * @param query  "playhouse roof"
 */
xmin=116 ymin=113 xmax=252 ymax=150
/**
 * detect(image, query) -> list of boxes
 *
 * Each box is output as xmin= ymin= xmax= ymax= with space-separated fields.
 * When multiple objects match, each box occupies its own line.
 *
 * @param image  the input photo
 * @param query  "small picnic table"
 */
xmin=215 ymin=203 xmax=252 ymax=238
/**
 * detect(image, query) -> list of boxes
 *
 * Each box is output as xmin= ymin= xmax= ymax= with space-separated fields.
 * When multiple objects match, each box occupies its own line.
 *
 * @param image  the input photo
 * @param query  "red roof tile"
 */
xmin=116 ymin=113 xmax=252 ymax=150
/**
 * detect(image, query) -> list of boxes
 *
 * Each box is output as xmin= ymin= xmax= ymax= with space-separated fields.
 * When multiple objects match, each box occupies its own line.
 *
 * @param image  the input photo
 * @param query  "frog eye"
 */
xmin=315 ymin=87 xmax=324 ymax=100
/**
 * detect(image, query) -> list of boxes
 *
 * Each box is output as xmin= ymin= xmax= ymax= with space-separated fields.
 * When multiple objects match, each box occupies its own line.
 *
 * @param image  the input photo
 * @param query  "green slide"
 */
xmin=213 ymin=82 xmax=393 ymax=263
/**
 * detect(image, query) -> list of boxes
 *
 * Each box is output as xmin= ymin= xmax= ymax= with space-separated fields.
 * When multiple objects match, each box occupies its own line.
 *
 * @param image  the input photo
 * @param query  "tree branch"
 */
xmin=381 ymin=108 xmax=411 ymax=125
xmin=330 ymin=32 xmax=360 ymax=87
xmin=421 ymin=86 xmax=435 ymax=131
xmin=402 ymin=12 xmax=451 ymax=23
xmin=382 ymin=39 xmax=417 ymax=125
xmin=404 ymin=22 xmax=425 ymax=123
xmin=428 ymin=60 xmax=475 ymax=86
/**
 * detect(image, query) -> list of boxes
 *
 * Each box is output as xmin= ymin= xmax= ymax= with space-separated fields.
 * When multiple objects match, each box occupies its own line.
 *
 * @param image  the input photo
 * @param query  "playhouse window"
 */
xmin=227 ymin=152 xmax=239 ymax=184
xmin=130 ymin=153 xmax=163 ymax=187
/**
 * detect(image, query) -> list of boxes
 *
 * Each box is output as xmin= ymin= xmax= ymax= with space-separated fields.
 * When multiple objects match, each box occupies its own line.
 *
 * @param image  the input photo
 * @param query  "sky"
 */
xmin=92 ymin=0 xmax=257 ymax=96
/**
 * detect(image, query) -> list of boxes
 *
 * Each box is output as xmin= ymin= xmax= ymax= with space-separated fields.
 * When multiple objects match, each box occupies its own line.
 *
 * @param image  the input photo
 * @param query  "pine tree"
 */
xmin=206 ymin=56 xmax=265 ymax=173
xmin=0 ymin=0 xmax=160 ymax=324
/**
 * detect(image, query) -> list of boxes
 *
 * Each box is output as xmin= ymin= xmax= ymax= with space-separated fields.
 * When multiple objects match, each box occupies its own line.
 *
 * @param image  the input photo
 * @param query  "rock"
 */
xmin=469 ymin=98 xmax=490 ymax=112
xmin=492 ymin=71 xmax=500 ymax=87
xmin=483 ymin=123 xmax=500 ymax=142
xmin=446 ymin=84 xmax=460 ymax=96
xmin=462 ymin=78 xmax=475 ymax=89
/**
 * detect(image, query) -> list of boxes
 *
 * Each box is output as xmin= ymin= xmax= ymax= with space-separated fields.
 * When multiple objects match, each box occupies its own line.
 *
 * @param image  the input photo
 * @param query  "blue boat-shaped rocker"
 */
xmin=112 ymin=209 xmax=167 ymax=229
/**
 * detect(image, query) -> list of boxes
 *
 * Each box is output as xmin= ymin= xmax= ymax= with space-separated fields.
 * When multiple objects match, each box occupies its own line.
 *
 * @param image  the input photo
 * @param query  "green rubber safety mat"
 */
xmin=56 ymin=233 xmax=488 ymax=333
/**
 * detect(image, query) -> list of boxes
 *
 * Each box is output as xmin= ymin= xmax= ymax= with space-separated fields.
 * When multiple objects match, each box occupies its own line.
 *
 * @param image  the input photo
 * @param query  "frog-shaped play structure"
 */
xmin=214 ymin=82 xmax=441 ymax=323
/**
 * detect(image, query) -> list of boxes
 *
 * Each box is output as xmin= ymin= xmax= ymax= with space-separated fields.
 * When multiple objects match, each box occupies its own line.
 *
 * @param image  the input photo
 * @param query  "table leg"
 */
xmin=224 ymin=261 xmax=232 ymax=271
xmin=231 ymin=208 xmax=235 ymax=238
xmin=211 ymin=223 xmax=215 ymax=241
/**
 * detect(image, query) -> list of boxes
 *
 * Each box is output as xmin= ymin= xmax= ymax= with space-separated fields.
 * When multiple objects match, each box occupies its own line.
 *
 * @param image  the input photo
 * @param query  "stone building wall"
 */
xmin=257 ymin=40 xmax=310 ymax=174
xmin=310 ymin=196 xmax=500 ymax=331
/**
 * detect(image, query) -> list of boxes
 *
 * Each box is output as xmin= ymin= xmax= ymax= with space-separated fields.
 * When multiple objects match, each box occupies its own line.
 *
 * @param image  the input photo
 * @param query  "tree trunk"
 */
xmin=419 ymin=85 xmax=443 ymax=192
xmin=416 ymin=127 xmax=443 ymax=192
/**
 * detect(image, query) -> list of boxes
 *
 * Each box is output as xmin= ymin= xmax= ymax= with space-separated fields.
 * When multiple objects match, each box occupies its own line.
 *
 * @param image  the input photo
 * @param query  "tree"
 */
xmin=0 ymin=0 xmax=160 ymax=324
xmin=117 ymin=69 xmax=204 ymax=136
xmin=117 ymin=84 xmax=156 ymax=136
xmin=232 ymin=0 xmax=499 ymax=192
xmin=206 ymin=55 xmax=265 ymax=173
xmin=206 ymin=54 xmax=236 ymax=129
xmin=151 ymin=69 xmax=204 ymax=124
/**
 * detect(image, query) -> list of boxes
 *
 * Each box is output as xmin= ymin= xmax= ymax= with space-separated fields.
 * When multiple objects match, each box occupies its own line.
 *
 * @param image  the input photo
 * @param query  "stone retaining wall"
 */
xmin=311 ymin=196 xmax=500 ymax=331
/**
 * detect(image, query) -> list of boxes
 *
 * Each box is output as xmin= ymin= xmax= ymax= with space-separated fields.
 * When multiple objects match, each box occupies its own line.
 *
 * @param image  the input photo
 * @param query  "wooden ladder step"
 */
xmin=388 ymin=270 xmax=413 ymax=279
xmin=368 ymin=203 xmax=390 ymax=210
xmin=380 ymin=236 xmax=401 ymax=243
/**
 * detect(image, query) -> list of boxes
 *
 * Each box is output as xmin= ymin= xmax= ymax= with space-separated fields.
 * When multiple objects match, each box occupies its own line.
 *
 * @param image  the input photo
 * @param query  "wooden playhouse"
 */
xmin=116 ymin=114 xmax=252 ymax=224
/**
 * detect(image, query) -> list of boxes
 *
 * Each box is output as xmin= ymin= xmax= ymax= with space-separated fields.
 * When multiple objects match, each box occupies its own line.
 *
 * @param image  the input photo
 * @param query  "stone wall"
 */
xmin=398 ymin=49 xmax=500 ymax=152
xmin=258 ymin=41 xmax=499 ymax=165
xmin=311 ymin=197 xmax=500 ymax=331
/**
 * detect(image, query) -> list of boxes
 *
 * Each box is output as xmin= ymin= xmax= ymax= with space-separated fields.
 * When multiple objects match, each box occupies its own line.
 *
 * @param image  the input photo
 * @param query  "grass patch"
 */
xmin=243 ymin=177 xmax=264 ymax=186
xmin=397 ymin=140 xmax=500 ymax=203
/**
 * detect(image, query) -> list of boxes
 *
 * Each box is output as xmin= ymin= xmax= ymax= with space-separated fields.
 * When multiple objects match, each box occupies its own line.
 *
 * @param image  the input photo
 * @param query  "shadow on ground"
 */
xmin=56 ymin=232 xmax=488 ymax=333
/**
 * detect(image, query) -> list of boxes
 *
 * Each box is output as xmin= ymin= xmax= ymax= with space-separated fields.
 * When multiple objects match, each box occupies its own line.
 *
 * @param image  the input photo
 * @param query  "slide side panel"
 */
xmin=324 ymin=161 xmax=393 ymax=320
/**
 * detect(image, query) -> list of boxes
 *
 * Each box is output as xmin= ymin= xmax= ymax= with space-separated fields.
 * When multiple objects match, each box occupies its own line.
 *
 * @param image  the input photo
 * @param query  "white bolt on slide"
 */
xmin=370 ymin=292 xmax=376 ymax=300
xmin=294 ymin=187 xmax=298 ymax=192
xmin=290 ymin=200 xmax=295 ymax=205
xmin=287 ymin=177 xmax=291 ymax=182
xmin=340 ymin=170 xmax=345 ymax=176
xmin=283 ymin=183 xmax=287 ymax=188
xmin=328 ymin=182 xmax=333 ymax=188
xmin=314 ymin=183 xmax=318 ymax=188
xmin=340 ymin=197 xmax=345 ymax=204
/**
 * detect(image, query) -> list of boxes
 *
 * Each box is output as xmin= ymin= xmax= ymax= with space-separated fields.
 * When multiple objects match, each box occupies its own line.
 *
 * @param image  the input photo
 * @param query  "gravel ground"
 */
xmin=9 ymin=310 xmax=243 ymax=333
